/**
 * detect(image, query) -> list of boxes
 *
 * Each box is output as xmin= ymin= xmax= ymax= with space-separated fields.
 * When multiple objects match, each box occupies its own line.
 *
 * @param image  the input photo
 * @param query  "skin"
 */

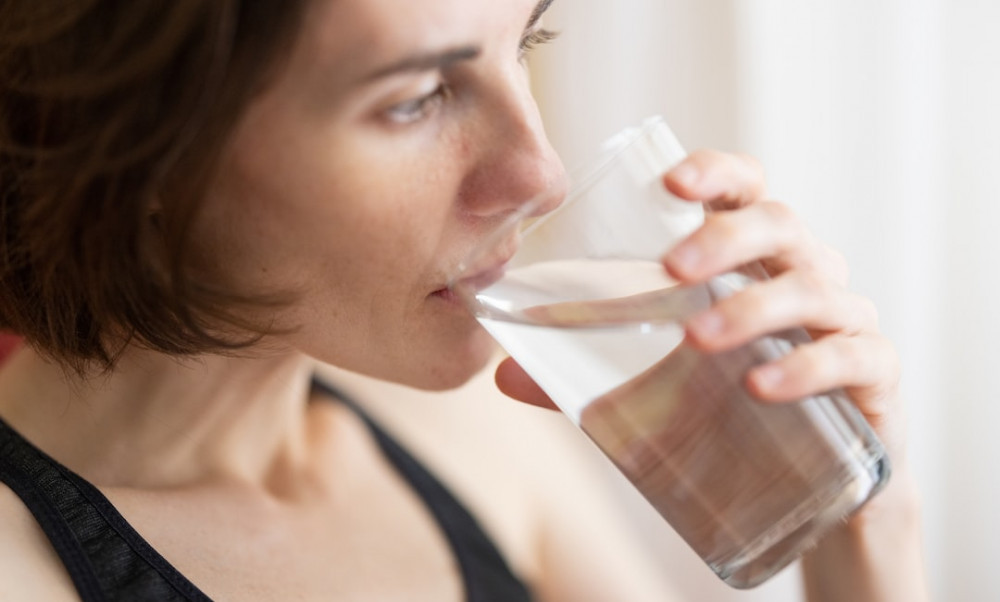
xmin=189 ymin=0 xmax=566 ymax=390
xmin=0 ymin=0 xmax=929 ymax=599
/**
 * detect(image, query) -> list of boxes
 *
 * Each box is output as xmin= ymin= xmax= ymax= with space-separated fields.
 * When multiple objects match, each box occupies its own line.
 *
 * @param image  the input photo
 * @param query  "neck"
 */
xmin=0 ymin=345 xmax=319 ymax=491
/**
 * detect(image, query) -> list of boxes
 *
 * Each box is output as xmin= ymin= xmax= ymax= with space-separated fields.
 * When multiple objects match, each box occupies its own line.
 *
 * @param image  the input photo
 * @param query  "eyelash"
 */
xmin=384 ymin=28 xmax=560 ymax=125
xmin=385 ymin=83 xmax=451 ymax=125
xmin=519 ymin=28 xmax=560 ymax=59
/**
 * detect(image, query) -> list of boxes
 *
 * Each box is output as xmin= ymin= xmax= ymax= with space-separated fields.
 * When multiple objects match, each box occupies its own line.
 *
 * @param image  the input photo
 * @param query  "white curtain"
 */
xmin=533 ymin=2 xmax=1000 ymax=600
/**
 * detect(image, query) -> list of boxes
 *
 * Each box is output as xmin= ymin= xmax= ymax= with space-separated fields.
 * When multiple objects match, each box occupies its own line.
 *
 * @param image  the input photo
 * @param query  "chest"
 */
xmin=102 ymin=438 xmax=465 ymax=601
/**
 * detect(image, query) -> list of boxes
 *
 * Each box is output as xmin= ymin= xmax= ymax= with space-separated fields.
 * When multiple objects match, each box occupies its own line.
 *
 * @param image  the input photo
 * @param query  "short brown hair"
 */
xmin=0 ymin=1 xmax=308 ymax=372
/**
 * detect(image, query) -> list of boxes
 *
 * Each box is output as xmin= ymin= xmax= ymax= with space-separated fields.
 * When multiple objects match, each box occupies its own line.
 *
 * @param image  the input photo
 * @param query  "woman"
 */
xmin=0 ymin=0 xmax=928 ymax=600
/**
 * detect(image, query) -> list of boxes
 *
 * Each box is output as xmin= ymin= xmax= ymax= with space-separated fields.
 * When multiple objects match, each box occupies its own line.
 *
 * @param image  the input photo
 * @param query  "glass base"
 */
xmin=711 ymin=454 xmax=891 ymax=589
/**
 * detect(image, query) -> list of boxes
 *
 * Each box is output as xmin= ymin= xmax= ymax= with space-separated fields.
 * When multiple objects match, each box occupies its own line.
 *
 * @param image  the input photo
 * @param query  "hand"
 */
xmin=498 ymin=149 xmax=905 ymax=463
xmin=495 ymin=149 xmax=928 ymax=601
xmin=663 ymin=151 xmax=906 ymax=465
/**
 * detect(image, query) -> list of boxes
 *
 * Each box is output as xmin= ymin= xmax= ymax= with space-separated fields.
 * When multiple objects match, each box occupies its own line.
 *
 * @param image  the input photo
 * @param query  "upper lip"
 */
xmin=443 ymin=235 xmax=519 ymax=294
xmin=453 ymin=259 xmax=508 ymax=293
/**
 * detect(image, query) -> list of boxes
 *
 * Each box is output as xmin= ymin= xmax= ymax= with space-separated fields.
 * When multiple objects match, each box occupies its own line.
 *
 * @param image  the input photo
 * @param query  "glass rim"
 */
xmin=448 ymin=115 xmax=671 ymax=288
xmin=521 ymin=115 xmax=670 ymax=240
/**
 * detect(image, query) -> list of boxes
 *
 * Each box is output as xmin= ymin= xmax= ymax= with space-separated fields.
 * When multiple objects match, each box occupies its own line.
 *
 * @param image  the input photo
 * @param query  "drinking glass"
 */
xmin=449 ymin=116 xmax=890 ymax=588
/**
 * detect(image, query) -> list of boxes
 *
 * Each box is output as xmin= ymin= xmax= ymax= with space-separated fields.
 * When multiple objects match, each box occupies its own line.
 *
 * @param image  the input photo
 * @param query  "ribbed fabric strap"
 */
xmin=0 ymin=378 xmax=533 ymax=602
xmin=0 ymin=459 xmax=107 ymax=602
xmin=0 ymin=419 xmax=211 ymax=601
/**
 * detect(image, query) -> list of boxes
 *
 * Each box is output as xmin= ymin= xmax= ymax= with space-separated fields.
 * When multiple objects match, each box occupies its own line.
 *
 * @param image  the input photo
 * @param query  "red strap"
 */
xmin=0 ymin=333 xmax=22 ymax=364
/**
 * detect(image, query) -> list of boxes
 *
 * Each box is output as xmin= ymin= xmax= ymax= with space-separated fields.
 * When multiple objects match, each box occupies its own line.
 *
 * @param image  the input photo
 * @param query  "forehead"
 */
xmin=300 ymin=0 xmax=530 ymax=73
xmin=228 ymin=0 xmax=546 ymax=127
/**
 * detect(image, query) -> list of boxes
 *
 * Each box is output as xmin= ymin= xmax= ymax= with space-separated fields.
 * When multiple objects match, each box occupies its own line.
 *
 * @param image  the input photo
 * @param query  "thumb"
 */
xmin=494 ymin=357 xmax=559 ymax=411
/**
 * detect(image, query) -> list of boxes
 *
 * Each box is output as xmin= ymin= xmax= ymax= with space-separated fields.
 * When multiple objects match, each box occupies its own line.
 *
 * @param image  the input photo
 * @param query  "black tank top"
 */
xmin=0 ymin=379 xmax=534 ymax=602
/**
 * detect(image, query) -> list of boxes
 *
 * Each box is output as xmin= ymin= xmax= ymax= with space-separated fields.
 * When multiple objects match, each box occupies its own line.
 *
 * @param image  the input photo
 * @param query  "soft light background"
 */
xmin=531 ymin=1 xmax=1000 ymax=601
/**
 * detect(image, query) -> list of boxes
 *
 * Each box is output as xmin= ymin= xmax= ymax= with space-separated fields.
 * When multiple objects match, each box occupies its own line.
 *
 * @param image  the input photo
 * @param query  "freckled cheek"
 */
xmin=344 ymin=182 xmax=464 ymax=276
xmin=245 ymin=133 xmax=470 ymax=297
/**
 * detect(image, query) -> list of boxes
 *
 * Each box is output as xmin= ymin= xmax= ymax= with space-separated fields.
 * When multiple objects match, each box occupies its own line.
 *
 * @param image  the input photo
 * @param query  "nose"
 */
xmin=458 ymin=78 xmax=568 ymax=220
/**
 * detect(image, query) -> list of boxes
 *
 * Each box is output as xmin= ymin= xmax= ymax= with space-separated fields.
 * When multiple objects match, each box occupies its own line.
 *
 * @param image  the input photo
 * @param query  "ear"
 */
xmin=147 ymin=195 xmax=164 ymax=230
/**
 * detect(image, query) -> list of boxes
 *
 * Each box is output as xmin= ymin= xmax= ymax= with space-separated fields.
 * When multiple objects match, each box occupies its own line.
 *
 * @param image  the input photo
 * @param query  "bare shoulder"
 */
xmin=0 ymin=484 xmax=80 ymax=601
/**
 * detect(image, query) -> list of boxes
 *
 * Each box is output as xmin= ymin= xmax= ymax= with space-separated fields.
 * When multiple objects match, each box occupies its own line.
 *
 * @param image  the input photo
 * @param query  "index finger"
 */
xmin=664 ymin=150 xmax=767 ymax=210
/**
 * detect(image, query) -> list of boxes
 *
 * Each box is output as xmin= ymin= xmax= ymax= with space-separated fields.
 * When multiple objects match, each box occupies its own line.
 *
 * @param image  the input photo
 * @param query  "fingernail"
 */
xmin=670 ymin=163 xmax=700 ymax=188
xmin=665 ymin=243 xmax=701 ymax=273
xmin=688 ymin=310 xmax=725 ymax=339
xmin=751 ymin=364 xmax=785 ymax=393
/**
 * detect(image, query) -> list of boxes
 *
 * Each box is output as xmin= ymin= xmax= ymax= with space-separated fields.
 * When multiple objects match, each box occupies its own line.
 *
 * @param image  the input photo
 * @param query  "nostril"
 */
xmin=459 ymin=148 xmax=566 ymax=218
xmin=458 ymin=97 xmax=567 ymax=219
xmin=523 ymin=171 xmax=569 ymax=219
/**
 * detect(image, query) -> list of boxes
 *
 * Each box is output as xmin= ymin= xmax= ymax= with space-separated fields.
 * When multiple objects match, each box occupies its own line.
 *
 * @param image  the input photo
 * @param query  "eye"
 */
xmin=384 ymin=82 xmax=451 ymax=125
xmin=518 ymin=28 xmax=559 ymax=62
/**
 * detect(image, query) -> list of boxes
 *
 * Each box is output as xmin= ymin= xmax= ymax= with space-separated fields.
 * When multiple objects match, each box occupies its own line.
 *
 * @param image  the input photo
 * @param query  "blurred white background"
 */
xmin=532 ymin=1 xmax=1000 ymax=600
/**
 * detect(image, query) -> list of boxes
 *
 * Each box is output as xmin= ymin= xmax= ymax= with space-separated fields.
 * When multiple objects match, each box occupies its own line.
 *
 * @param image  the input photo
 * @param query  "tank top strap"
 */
xmin=0 ymin=378 xmax=533 ymax=602
xmin=312 ymin=378 xmax=534 ymax=602
xmin=0 ymin=417 xmax=211 ymax=601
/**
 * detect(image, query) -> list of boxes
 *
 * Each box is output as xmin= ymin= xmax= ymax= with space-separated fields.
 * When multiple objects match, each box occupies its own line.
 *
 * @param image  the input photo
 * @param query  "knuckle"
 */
xmin=703 ymin=210 xmax=741 ymax=241
xmin=839 ymin=337 xmax=869 ymax=378
xmin=808 ymin=337 xmax=858 ymax=387
xmin=735 ymin=152 xmax=764 ymax=173
xmin=873 ymin=334 xmax=902 ymax=383
xmin=734 ymin=152 xmax=766 ymax=184
xmin=725 ymin=285 xmax=770 ymax=325
xmin=761 ymin=199 xmax=795 ymax=220
xmin=856 ymin=296 xmax=880 ymax=330
xmin=760 ymin=200 xmax=803 ymax=235
xmin=790 ymin=344 xmax=838 ymax=388
xmin=836 ymin=291 xmax=880 ymax=333
xmin=688 ymin=148 xmax=726 ymax=169
xmin=794 ymin=269 xmax=836 ymax=302
xmin=824 ymin=245 xmax=851 ymax=284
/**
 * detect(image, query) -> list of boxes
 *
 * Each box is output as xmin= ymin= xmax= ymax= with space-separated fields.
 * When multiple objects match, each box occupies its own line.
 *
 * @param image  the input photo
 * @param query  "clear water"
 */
xmin=472 ymin=260 xmax=890 ymax=587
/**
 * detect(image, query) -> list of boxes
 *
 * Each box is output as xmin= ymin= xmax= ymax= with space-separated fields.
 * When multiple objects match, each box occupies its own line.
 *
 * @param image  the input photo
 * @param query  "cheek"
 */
xmin=201 ymin=106 xmax=487 ymax=383
xmin=198 ymin=133 xmax=433 ymax=291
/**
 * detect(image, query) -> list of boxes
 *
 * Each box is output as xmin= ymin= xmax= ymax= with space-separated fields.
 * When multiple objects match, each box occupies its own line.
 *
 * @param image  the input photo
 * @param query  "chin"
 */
xmin=315 ymin=324 xmax=499 ymax=393
xmin=406 ymin=330 xmax=499 ymax=391
xmin=303 ymin=307 xmax=501 ymax=392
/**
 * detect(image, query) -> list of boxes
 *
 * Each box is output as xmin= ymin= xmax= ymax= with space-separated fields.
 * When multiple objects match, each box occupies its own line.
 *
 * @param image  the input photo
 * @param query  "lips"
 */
xmin=459 ymin=261 xmax=509 ymax=292
xmin=432 ymin=257 xmax=508 ymax=300
xmin=433 ymin=230 xmax=521 ymax=302
xmin=431 ymin=287 xmax=461 ymax=305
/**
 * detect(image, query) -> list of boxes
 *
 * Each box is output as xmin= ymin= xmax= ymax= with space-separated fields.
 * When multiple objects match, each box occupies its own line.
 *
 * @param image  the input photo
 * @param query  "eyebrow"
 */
xmin=364 ymin=45 xmax=483 ymax=81
xmin=526 ymin=0 xmax=556 ymax=32
xmin=362 ymin=0 xmax=556 ymax=82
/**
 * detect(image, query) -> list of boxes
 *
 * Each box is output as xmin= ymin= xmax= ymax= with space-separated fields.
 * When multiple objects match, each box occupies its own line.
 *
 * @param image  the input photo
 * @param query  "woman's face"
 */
xmin=196 ymin=0 xmax=566 ymax=389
